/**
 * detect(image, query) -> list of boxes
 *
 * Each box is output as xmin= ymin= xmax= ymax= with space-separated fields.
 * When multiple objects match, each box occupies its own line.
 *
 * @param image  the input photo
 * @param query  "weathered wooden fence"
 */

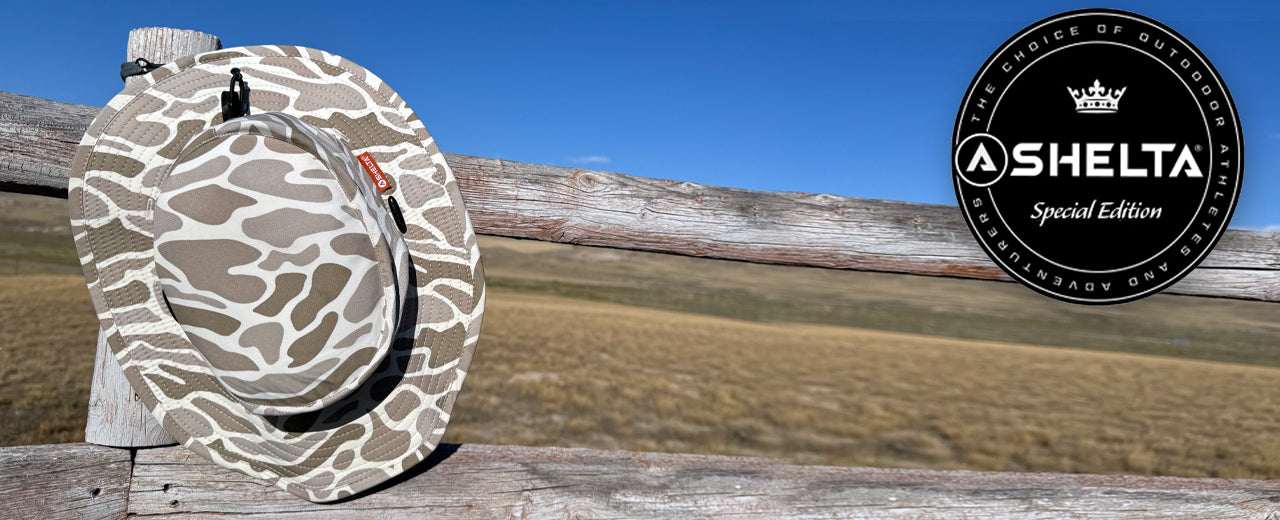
xmin=2 ymin=27 xmax=1280 ymax=519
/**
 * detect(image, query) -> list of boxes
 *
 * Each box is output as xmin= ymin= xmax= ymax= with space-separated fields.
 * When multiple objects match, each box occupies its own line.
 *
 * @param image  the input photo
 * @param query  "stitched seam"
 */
xmin=84 ymin=47 xmax=473 ymax=497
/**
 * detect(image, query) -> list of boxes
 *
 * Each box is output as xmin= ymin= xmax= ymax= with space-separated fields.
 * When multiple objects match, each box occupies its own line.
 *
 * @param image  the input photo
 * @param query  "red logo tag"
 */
xmin=356 ymin=152 xmax=390 ymax=192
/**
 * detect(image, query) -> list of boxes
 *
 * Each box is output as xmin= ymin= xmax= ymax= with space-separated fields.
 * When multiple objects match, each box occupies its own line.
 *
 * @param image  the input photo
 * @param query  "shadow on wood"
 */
xmin=332 ymin=443 xmax=462 ymax=504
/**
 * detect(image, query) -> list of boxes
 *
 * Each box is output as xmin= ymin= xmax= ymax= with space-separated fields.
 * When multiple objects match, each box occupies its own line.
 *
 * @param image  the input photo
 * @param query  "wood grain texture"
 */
xmin=120 ymin=443 xmax=1280 ymax=519
xmin=2 ymin=89 xmax=1280 ymax=300
xmin=0 ymin=91 xmax=96 ymax=197
xmin=125 ymin=27 xmax=221 ymax=71
xmin=81 ymin=28 xmax=219 ymax=449
xmin=0 ymin=443 xmax=132 ymax=520
xmin=453 ymin=155 xmax=1280 ymax=301
xmin=85 ymin=332 xmax=176 ymax=447
xmin=1 ymin=92 xmax=1276 ymax=302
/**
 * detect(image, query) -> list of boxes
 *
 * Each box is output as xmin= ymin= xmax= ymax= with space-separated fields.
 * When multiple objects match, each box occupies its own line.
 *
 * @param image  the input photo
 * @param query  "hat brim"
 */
xmin=68 ymin=46 xmax=485 ymax=502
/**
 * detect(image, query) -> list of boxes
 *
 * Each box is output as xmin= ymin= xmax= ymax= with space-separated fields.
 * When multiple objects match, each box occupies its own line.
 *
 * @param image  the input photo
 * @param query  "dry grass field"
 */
xmin=0 ymin=275 xmax=99 ymax=444
xmin=480 ymin=235 xmax=1280 ymax=368
xmin=444 ymin=292 xmax=1280 ymax=478
xmin=3 ymin=191 xmax=1280 ymax=480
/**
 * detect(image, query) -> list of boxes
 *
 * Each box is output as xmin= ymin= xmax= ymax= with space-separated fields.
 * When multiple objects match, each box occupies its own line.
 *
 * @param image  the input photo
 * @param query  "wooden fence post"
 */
xmin=84 ymin=27 xmax=221 ymax=448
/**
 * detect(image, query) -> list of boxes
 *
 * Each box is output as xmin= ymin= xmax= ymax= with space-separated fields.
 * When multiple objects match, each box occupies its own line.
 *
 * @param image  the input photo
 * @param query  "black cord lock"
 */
xmin=120 ymin=58 xmax=162 ymax=82
xmin=221 ymin=68 xmax=252 ymax=121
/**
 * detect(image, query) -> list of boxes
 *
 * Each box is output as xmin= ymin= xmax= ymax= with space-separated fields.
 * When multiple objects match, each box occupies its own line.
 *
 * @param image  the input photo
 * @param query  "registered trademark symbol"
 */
xmin=1195 ymin=144 xmax=1203 ymax=152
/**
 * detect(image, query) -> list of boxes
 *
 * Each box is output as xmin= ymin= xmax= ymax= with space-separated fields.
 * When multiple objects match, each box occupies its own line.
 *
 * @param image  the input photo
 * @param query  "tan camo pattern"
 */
xmin=68 ymin=46 xmax=485 ymax=502
xmin=155 ymin=113 xmax=410 ymax=416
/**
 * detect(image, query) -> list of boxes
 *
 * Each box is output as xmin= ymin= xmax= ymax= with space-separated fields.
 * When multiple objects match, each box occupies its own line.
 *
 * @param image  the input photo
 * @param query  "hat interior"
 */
xmin=154 ymin=113 xmax=410 ymax=416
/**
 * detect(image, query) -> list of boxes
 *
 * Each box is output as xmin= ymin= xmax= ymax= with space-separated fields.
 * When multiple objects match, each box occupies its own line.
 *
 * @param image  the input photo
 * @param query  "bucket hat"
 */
xmin=68 ymin=46 xmax=485 ymax=502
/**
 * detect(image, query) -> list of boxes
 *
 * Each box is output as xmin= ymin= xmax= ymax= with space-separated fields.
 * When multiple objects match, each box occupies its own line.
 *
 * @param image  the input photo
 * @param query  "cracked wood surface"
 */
xmin=0 ymin=443 xmax=131 ymax=520
xmin=2 ymin=90 xmax=1277 ymax=302
xmin=5 ymin=442 xmax=1280 ymax=519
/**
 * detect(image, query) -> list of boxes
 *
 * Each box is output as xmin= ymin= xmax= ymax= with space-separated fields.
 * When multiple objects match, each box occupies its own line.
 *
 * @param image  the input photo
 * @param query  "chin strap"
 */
xmin=120 ymin=58 xmax=162 ymax=82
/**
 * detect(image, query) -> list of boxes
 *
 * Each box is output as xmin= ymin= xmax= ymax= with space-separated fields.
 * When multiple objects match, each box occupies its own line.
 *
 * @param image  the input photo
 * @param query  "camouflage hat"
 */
xmin=68 ymin=46 xmax=485 ymax=502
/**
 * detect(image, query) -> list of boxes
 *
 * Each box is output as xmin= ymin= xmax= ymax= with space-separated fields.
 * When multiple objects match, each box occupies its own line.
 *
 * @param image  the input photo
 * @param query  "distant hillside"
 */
xmin=481 ymin=236 xmax=1280 ymax=367
xmin=0 ymin=193 xmax=79 ymax=274
xmin=4 ymin=191 xmax=1280 ymax=480
xmin=3 ymin=190 xmax=1280 ymax=366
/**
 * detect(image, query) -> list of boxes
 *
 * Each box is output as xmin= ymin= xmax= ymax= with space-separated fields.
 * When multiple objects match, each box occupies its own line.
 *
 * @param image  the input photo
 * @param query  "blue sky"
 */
xmin=4 ymin=1 xmax=1278 ymax=228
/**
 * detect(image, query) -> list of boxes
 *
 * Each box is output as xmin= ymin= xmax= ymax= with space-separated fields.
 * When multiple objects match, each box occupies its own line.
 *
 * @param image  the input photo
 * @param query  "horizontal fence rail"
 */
xmin=2 ymin=90 xmax=1278 ymax=302
xmin=6 ymin=442 xmax=1280 ymax=519
xmin=5 ymin=24 xmax=1279 ymax=520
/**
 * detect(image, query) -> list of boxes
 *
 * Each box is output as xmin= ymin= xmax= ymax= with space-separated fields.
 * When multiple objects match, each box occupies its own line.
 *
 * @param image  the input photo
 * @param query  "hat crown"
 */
xmin=153 ymin=113 xmax=410 ymax=415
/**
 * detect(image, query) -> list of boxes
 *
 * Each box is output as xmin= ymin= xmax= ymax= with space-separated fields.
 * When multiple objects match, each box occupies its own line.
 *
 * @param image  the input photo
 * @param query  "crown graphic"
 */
xmin=1067 ymin=79 xmax=1126 ymax=114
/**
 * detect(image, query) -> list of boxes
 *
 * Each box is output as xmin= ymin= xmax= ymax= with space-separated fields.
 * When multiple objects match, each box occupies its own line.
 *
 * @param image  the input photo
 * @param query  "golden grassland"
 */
xmin=3 ymin=192 xmax=1280 ymax=479
xmin=479 ymin=237 xmax=1280 ymax=368
xmin=443 ymin=291 xmax=1280 ymax=479
xmin=7 ymin=275 xmax=1280 ymax=478
xmin=0 ymin=275 xmax=99 ymax=444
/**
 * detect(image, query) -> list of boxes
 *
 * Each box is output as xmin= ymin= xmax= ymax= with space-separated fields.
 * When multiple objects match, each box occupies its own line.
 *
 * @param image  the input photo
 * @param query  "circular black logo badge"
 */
xmin=953 ymin=9 xmax=1243 ymax=305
